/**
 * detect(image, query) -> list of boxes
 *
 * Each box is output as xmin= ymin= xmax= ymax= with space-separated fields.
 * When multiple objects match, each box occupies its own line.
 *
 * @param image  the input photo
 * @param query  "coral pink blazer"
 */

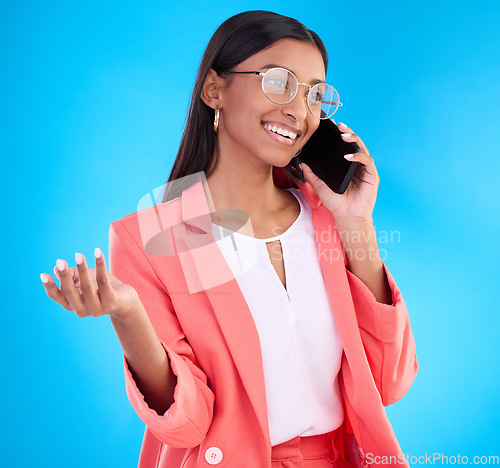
xmin=108 ymin=170 xmax=418 ymax=468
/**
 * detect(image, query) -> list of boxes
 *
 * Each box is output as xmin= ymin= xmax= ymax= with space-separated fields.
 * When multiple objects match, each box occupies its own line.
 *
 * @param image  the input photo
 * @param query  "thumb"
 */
xmin=300 ymin=162 xmax=322 ymax=189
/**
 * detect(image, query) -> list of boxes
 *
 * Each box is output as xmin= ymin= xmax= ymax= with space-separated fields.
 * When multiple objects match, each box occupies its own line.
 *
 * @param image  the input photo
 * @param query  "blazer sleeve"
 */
xmin=108 ymin=219 xmax=215 ymax=448
xmin=346 ymin=262 xmax=418 ymax=406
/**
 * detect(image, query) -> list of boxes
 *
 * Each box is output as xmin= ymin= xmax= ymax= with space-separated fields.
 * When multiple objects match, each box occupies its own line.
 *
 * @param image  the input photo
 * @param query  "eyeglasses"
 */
xmin=223 ymin=67 xmax=342 ymax=119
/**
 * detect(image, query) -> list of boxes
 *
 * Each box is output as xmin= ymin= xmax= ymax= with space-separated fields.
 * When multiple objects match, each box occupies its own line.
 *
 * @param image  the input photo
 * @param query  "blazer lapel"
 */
xmin=300 ymin=181 xmax=370 ymax=373
xmin=177 ymin=172 xmax=271 ymax=445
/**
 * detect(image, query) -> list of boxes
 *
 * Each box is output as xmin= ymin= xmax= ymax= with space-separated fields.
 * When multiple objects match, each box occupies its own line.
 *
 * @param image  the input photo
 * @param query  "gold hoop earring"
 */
xmin=214 ymin=107 xmax=220 ymax=133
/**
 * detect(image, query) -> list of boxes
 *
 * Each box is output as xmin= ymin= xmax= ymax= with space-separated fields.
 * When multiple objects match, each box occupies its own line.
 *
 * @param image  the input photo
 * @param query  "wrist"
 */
xmin=335 ymin=215 xmax=374 ymax=230
xmin=335 ymin=217 xmax=375 ymax=244
xmin=109 ymin=291 xmax=143 ymax=325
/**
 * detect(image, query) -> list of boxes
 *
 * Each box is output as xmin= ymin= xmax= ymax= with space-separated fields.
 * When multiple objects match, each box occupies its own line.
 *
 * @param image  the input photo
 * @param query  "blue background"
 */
xmin=2 ymin=0 xmax=499 ymax=466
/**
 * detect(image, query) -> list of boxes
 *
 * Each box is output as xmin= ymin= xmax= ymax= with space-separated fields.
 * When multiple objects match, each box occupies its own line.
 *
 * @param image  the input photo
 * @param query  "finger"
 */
xmin=75 ymin=253 xmax=101 ymax=315
xmin=299 ymin=162 xmax=336 ymax=197
xmin=338 ymin=121 xmax=354 ymax=134
xmin=94 ymin=248 xmax=115 ymax=306
xmin=56 ymin=259 xmax=86 ymax=315
xmin=344 ymin=152 xmax=379 ymax=178
xmin=299 ymin=161 xmax=323 ymax=187
xmin=53 ymin=264 xmax=79 ymax=283
xmin=338 ymin=122 xmax=370 ymax=155
xmin=40 ymin=273 xmax=73 ymax=310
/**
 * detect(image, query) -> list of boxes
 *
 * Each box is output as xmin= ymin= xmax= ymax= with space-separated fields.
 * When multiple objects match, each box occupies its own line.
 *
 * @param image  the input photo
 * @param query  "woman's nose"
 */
xmin=281 ymin=89 xmax=309 ymax=121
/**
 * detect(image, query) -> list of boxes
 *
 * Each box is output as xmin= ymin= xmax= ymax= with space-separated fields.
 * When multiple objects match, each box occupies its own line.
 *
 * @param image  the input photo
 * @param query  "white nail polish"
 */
xmin=75 ymin=253 xmax=83 ymax=265
xmin=56 ymin=259 xmax=65 ymax=271
xmin=342 ymin=133 xmax=352 ymax=138
xmin=94 ymin=247 xmax=102 ymax=259
xmin=40 ymin=273 xmax=49 ymax=284
xmin=344 ymin=154 xmax=354 ymax=159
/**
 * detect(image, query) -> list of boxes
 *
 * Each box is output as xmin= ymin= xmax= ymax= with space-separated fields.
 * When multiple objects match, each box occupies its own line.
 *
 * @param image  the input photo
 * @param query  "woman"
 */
xmin=40 ymin=11 xmax=418 ymax=468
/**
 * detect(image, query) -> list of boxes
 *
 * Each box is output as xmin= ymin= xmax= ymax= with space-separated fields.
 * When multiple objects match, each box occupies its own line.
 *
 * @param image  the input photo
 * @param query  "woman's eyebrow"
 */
xmin=260 ymin=63 xmax=325 ymax=85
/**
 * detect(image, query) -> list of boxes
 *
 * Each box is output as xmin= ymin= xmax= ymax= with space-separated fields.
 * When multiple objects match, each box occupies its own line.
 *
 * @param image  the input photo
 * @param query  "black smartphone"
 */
xmin=289 ymin=119 xmax=360 ymax=194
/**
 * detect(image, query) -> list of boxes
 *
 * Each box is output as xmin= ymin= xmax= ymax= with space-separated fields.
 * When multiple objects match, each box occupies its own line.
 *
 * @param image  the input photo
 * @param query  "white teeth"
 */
xmin=264 ymin=124 xmax=298 ymax=140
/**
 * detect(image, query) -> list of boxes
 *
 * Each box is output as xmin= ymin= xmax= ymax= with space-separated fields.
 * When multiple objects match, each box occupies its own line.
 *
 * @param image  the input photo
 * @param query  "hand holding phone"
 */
xmin=289 ymin=119 xmax=360 ymax=194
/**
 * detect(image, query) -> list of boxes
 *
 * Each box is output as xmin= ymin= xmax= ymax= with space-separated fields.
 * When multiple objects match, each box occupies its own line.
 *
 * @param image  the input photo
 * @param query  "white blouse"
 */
xmin=211 ymin=188 xmax=344 ymax=446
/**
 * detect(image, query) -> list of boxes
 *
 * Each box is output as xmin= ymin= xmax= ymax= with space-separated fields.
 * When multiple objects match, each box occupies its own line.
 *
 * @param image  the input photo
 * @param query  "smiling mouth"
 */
xmin=263 ymin=123 xmax=298 ymax=140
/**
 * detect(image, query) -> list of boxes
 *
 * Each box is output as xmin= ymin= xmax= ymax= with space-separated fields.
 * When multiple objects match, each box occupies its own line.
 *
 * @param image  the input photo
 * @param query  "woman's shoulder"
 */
xmin=110 ymin=172 xmax=215 ymax=239
xmin=109 ymin=196 xmax=182 ymax=237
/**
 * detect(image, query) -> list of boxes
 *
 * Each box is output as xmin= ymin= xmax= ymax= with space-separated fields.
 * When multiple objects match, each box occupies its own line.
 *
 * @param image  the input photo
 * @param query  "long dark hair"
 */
xmin=162 ymin=10 xmax=328 ymax=202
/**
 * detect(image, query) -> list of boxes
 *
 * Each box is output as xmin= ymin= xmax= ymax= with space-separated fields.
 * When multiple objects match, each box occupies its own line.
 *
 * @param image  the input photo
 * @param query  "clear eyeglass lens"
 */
xmin=308 ymin=83 xmax=339 ymax=119
xmin=262 ymin=68 xmax=297 ymax=103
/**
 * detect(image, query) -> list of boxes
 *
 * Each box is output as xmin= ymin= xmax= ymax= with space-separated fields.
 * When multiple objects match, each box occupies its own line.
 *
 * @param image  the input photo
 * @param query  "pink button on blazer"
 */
xmin=108 ymin=169 xmax=418 ymax=468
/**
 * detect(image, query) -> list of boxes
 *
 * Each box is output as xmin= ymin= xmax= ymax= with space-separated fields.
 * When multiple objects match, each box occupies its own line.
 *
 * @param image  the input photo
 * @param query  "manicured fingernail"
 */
xmin=338 ymin=122 xmax=347 ymax=128
xmin=56 ymin=259 xmax=65 ymax=271
xmin=40 ymin=273 xmax=49 ymax=284
xmin=75 ymin=253 xmax=83 ymax=265
xmin=94 ymin=247 xmax=102 ymax=259
xmin=344 ymin=154 xmax=354 ymax=159
xmin=341 ymin=133 xmax=352 ymax=138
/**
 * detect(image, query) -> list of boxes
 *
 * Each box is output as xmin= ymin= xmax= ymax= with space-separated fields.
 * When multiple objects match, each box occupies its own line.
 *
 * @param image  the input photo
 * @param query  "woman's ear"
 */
xmin=200 ymin=69 xmax=224 ymax=109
